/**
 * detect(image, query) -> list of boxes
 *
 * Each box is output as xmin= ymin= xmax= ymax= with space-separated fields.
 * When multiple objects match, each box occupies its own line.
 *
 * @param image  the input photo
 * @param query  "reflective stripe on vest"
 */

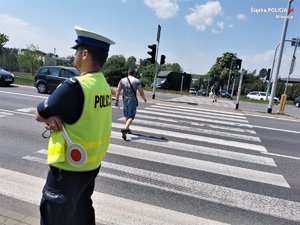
xmin=47 ymin=72 xmax=112 ymax=171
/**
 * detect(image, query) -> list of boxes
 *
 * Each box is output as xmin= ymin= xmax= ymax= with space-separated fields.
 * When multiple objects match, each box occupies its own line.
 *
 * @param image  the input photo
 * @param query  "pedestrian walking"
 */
xmin=115 ymin=68 xmax=147 ymax=140
xmin=35 ymin=26 xmax=115 ymax=225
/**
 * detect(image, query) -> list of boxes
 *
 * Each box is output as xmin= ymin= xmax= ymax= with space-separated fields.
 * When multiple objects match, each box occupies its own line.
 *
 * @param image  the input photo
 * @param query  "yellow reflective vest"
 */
xmin=47 ymin=72 xmax=112 ymax=171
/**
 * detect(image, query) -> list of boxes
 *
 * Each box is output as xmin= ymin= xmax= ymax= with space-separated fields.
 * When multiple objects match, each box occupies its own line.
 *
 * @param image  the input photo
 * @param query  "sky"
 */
xmin=0 ymin=0 xmax=299 ymax=79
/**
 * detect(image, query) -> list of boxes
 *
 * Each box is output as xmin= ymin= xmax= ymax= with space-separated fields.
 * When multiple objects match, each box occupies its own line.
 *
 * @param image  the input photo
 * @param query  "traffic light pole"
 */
xmin=152 ymin=25 xmax=161 ymax=100
xmin=267 ymin=0 xmax=294 ymax=113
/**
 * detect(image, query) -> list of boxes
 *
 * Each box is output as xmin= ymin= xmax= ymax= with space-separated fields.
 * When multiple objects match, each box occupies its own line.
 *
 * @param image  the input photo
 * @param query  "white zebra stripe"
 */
xmin=119 ymin=118 xmax=261 ymax=142
xmin=108 ymin=144 xmax=289 ymax=188
xmin=144 ymin=107 xmax=248 ymax=123
xmin=112 ymin=122 xmax=267 ymax=152
xmin=135 ymin=114 xmax=257 ymax=134
xmin=110 ymin=132 xmax=275 ymax=166
xmin=0 ymin=167 xmax=230 ymax=225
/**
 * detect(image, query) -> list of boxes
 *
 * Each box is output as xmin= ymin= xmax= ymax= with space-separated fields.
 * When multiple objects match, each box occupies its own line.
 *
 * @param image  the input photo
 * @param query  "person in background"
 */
xmin=35 ymin=26 xmax=115 ymax=225
xmin=115 ymin=68 xmax=147 ymax=140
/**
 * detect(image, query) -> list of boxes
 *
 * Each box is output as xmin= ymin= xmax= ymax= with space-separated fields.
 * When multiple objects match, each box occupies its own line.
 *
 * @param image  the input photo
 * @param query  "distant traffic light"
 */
xmin=266 ymin=68 xmax=271 ymax=80
xmin=234 ymin=58 xmax=242 ymax=70
xmin=160 ymin=55 xmax=166 ymax=65
xmin=147 ymin=44 xmax=157 ymax=64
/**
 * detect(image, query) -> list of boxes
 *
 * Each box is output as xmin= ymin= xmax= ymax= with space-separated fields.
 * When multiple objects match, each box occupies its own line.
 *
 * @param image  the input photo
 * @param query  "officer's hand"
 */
xmin=45 ymin=116 xmax=63 ymax=131
xmin=114 ymin=100 xmax=119 ymax=107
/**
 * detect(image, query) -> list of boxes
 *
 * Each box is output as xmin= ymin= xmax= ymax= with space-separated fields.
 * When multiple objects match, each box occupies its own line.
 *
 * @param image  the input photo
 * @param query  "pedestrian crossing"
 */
xmin=169 ymin=96 xmax=234 ymax=108
xmin=3 ymin=103 xmax=300 ymax=224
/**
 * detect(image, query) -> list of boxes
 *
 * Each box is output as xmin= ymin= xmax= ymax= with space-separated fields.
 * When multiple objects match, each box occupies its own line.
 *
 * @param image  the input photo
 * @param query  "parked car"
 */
xmin=294 ymin=96 xmax=300 ymax=107
xmin=34 ymin=66 xmax=80 ymax=94
xmin=0 ymin=67 xmax=14 ymax=86
xmin=196 ymin=89 xmax=208 ymax=96
xmin=247 ymin=91 xmax=279 ymax=104
xmin=220 ymin=90 xmax=231 ymax=98
xmin=189 ymin=88 xmax=197 ymax=95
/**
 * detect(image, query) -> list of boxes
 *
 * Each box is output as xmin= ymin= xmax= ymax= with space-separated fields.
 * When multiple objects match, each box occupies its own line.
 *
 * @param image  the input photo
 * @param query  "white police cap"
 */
xmin=72 ymin=26 xmax=115 ymax=51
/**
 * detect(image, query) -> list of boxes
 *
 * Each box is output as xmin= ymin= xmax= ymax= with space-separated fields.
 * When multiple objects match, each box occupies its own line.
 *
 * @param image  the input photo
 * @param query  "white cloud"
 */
xmin=237 ymin=13 xmax=247 ymax=21
xmin=253 ymin=50 xmax=274 ymax=63
xmin=217 ymin=21 xmax=226 ymax=30
xmin=240 ymin=49 xmax=300 ymax=78
xmin=0 ymin=14 xmax=72 ymax=56
xmin=185 ymin=1 xmax=223 ymax=31
xmin=144 ymin=0 xmax=179 ymax=19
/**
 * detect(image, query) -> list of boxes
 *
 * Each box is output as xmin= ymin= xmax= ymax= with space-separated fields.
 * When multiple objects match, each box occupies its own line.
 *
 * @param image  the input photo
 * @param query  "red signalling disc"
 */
xmin=70 ymin=149 xmax=82 ymax=162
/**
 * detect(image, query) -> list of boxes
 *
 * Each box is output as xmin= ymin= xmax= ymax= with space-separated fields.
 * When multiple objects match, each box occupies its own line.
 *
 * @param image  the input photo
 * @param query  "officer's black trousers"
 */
xmin=40 ymin=166 xmax=100 ymax=225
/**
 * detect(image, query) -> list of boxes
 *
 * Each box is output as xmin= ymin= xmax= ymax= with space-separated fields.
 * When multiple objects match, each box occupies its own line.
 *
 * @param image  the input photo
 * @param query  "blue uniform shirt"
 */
xmin=37 ymin=78 xmax=84 ymax=124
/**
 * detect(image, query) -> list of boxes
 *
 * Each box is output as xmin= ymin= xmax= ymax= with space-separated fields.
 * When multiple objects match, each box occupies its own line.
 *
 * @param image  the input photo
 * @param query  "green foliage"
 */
xmin=18 ymin=44 xmax=43 ymax=75
xmin=206 ymin=52 xmax=239 ymax=87
xmin=0 ymin=48 xmax=19 ymax=71
xmin=102 ymin=55 xmax=127 ymax=86
xmin=0 ymin=33 xmax=9 ymax=49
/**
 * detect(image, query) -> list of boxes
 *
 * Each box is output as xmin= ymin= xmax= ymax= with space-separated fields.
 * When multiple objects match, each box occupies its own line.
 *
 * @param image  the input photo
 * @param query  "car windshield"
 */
xmin=69 ymin=68 xmax=80 ymax=76
xmin=156 ymin=78 xmax=166 ymax=85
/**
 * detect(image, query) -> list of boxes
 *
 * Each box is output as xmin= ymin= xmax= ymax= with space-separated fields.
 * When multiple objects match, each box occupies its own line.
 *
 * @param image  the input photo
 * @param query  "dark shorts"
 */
xmin=123 ymin=98 xmax=137 ymax=119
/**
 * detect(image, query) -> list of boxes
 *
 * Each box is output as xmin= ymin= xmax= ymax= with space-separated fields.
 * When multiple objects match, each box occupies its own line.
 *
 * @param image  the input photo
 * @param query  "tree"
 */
xmin=0 ymin=33 xmax=10 ymax=67
xmin=102 ymin=55 xmax=127 ymax=86
xmin=18 ymin=44 xmax=43 ymax=74
xmin=206 ymin=52 xmax=239 ymax=87
xmin=0 ymin=33 xmax=9 ymax=49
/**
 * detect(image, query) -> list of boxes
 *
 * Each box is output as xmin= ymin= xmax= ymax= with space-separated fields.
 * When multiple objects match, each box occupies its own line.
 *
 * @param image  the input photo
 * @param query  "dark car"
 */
xmin=295 ymin=96 xmax=300 ymax=108
xmin=196 ymin=89 xmax=208 ymax=96
xmin=220 ymin=90 xmax=231 ymax=98
xmin=34 ymin=66 xmax=80 ymax=94
xmin=0 ymin=67 xmax=14 ymax=86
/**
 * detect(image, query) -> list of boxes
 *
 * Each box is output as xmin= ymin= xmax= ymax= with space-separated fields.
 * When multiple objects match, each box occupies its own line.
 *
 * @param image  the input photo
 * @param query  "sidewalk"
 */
xmin=0 ymin=206 xmax=39 ymax=225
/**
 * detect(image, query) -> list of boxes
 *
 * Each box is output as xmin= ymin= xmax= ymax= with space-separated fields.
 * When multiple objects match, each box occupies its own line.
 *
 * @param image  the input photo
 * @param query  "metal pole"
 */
xmin=266 ymin=42 xmax=280 ymax=99
xmin=235 ymin=69 xmax=244 ymax=110
xmin=152 ymin=24 xmax=161 ymax=100
xmin=180 ymin=76 xmax=184 ymax=92
xmin=284 ymin=36 xmax=299 ymax=95
xmin=267 ymin=0 xmax=293 ymax=113
xmin=227 ymin=59 xmax=234 ymax=92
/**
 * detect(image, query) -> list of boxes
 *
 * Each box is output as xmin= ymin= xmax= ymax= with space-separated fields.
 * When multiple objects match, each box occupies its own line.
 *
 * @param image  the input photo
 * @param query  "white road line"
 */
xmin=0 ymin=108 xmax=34 ymax=117
xmin=15 ymin=157 xmax=300 ymax=222
xmin=120 ymin=118 xmax=261 ymax=142
xmin=155 ymin=102 xmax=243 ymax=115
xmin=262 ymin=152 xmax=300 ymax=161
xmin=0 ymin=167 xmax=230 ymax=225
xmin=16 ymin=107 xmax=37 ymax=113
xmin=135 ymin=114 xmax=257 ymax=134
xmin=144 ymin=107 xmax=248 ymax=123
xmin=0 ymin=90 xmax=46 ymax=99
xmin=151 ymin=104 xmax=247 ymax=119
xmin=0 ymin=112 xmax=13 ymax=117
xmin=108 ymin=144 xmax=289 ymax=188
xmin=136 ymin=110 xmax=253 ymax=128
xmin=110 ymin=132 xmax=275 ymax=166
xmin=252 ymin=125 xmax=300 ymax=134
xmin=101 ymin=162 xmax=299 ymax=222
xmin=112 ymin=122 xmax=267 ymax=152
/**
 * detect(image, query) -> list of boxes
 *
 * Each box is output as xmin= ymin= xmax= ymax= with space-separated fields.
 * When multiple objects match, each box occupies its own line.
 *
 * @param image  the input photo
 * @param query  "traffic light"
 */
xmin=234 ymin=58 xmax=242 ymax=70
xmin=160 ymin=55 xmax=166 ymax=65
xmin=266 ymin=68 xmax=271 ymax=80
xmin=147 ymin=44 xmax=156 ymax=64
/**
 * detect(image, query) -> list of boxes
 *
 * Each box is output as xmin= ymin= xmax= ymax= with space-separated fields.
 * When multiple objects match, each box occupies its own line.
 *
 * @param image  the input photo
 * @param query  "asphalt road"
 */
xmin=1 ymin=85 xmax=300 ymax=225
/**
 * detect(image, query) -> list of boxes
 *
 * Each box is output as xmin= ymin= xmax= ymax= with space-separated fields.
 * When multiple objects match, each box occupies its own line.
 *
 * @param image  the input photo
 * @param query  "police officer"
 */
xmin=35 ymin=26 xmax=115 ymax=225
